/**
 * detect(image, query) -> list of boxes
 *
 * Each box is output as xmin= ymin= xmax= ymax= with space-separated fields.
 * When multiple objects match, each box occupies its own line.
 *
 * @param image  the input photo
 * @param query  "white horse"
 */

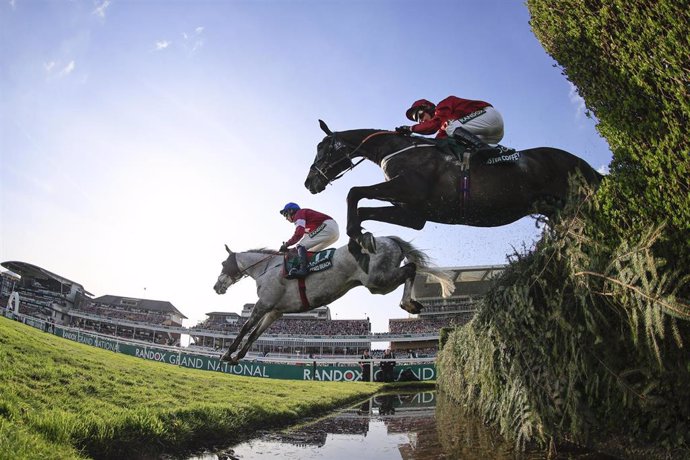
xmin=213 ymin=236 xmax=454 ymax=363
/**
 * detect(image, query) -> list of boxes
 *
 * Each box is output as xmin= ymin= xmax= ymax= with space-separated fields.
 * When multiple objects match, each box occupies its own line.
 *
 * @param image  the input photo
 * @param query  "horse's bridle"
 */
xmin=310 ymin=131 xmax=395 ymax=184
xmin=221 ymin=251 xmax=279 ymax=284
xmin=221 ymin=252 xmax=245 ymax=284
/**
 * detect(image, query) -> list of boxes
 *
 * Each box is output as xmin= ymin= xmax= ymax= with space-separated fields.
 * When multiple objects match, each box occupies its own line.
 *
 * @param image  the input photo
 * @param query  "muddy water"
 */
xmin=188 ymin=391 xmax=616 ymax=459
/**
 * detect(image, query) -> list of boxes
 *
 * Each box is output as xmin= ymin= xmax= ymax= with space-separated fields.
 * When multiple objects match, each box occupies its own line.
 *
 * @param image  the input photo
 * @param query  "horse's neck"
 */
xmin=236 ymin=252 xmax=277 ymax=278
xmin=342 ymin=129 xmax=417 ymax=164
xmin=341 ymin=129 xmax=383 ymax=159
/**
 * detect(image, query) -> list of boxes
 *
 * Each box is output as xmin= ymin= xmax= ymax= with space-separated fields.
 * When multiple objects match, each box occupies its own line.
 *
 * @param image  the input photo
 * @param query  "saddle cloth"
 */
xmin=427 ymin=138 xmax=521 ymax=165
xmin=283 ymin=248 xmax=336 ymax=276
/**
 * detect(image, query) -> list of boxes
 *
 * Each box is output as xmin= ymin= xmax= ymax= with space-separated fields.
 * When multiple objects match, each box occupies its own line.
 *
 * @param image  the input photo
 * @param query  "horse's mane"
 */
xmin=245 ymin=248 xmax=280 ymax=255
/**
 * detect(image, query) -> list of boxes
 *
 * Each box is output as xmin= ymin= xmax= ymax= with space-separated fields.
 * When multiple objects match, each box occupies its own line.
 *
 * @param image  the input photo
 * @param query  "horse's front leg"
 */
xmin=358 ymin=206 xmax=427 ymax=230
xmin=221 ymin=303 xmax=268 ymax=362
xmin=346 ymin=176 xmax=426 ymax=252
xmin=346 ymin=186 xmax=367 ymax=240
xmin=233 ymin=310 xmax=282 ymax=362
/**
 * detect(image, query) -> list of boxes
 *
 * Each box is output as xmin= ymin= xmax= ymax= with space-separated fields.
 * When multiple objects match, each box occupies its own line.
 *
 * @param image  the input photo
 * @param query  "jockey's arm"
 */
xmin=411 ymin=115 xmax=443 ymax=135
xmin=285 ymin=224 xmax=305 ymax=247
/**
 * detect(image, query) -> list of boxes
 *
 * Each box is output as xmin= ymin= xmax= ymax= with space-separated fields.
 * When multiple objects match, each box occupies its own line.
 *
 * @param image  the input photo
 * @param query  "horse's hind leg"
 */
xmin=398 ymin=263 xmax=424 ymax=314
xmin=233 ymin=310 xmax=282 ymax=362
xmin=367 ymin=262 xmax=423 ymax=314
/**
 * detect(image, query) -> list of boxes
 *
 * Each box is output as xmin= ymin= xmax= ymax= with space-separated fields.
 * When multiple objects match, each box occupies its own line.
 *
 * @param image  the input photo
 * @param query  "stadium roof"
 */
xmin=412 ymin=265 xmax=506 ymax=299
xmin=0 ymin=270 xmax=20 ymax=279
xmin=1 ymin=261 xmax=92 ymax=295
xmin=92 ymin=295 xmax=187 ymax=318
xmin=205 ymin=311 xmax=240 ymax=317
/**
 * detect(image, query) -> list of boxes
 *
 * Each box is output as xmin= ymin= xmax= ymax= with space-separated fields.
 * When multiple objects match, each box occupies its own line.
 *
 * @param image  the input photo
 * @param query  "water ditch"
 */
xmin=184 ymin=390 xmax=617 ymax=459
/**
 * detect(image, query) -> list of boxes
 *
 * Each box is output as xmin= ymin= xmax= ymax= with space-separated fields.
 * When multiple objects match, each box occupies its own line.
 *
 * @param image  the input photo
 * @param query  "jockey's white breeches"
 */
xmin=445 ymin=106 xmax=505 ymax=144
xmin=300 ymin=219 xmax=340 ymax=251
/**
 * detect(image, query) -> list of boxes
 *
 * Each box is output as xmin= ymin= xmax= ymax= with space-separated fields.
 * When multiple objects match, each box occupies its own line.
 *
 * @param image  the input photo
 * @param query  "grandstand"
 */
xmin=2 ymin=259 xmax=504 ymax=358
xmin=189 ymin=304 xmax=372 ymax=356
xmin=1 ymin=261 xmax=91 ymax=324
xmin=68 ymin=295 xmax=187 ymax=345
xmin=389 ymin=265 xmax=505 ymax=353
xmin=0 ymin=269 xmax=19 ymax=299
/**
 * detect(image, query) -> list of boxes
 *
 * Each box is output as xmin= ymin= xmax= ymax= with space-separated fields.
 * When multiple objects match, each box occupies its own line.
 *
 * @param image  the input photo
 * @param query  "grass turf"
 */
xmin=0 ymin=316 xmax=381 ymax=459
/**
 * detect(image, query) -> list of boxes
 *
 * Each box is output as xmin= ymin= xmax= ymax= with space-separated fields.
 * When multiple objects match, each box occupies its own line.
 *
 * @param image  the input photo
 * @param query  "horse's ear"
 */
xmin=225 ymin=244 xmax=232 ymax=254
xmin=319 ymin=119 xmax=333 ymax=135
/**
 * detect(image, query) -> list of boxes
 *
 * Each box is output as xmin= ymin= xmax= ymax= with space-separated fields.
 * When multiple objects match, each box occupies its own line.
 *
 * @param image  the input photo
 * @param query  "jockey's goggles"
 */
xmin=414 ymin=109 xmax=427 ymax=123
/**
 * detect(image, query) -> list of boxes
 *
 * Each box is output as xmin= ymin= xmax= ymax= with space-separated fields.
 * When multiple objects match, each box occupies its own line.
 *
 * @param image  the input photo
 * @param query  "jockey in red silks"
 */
xmin=395 ymin=96 xmax=513 ymax=157
xmin=279 ymin=202 xmax=340 ymax=278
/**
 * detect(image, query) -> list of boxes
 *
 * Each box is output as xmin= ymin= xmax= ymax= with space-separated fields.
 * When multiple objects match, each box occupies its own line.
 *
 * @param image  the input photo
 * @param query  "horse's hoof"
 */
xmin=401 ymin=301 xmax=424 ymax=314
xmin=359 ymin=232 xmax=376 ymax=253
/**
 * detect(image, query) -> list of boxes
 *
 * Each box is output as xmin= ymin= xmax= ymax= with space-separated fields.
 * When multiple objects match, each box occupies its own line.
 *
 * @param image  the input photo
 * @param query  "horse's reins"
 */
xmin=313 ymin=131 xmax=396 ymax=183
xmin=318 ymin=130 xmax=472 ymax=216
xmin=225 ymin=252 xmax=279 ymax=282
xmin=379 ymin=143 xmax=437 ymax=169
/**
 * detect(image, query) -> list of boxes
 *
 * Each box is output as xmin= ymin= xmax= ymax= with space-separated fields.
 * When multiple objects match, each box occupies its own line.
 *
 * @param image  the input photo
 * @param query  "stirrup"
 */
xmin=287 ymin=267 xmax=307 ymax=279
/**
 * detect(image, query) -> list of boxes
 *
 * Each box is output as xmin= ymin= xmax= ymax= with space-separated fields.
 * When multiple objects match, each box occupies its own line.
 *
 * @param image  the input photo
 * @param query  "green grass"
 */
xmin=0 ymin=316 xmax=381 ymax=459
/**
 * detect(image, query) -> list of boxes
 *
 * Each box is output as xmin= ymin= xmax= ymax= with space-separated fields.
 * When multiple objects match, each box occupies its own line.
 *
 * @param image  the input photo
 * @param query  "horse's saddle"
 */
xmin=423 ymin=137 xmax=467 ymax=162
xmin=426 ymin=138 xmax=521 ymax=167
xmin=283 ymin=248 xmax=336 ymax=276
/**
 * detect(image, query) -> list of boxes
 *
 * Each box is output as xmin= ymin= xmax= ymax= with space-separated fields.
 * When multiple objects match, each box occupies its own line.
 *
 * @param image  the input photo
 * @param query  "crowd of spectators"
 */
xmin=69 ymin=317 xmax=178 ymax=345
xmin=268 ymin=318 xmax=369 ymax=335
xmin=77 ymin=303 xmax=171 ymax=325
xmin=193 ymin=318 xmax=243 ymax=333
xmin=193 ymin=318 xmax=370 ymax=336
xmin=389 ymin=316 xmax=471 ymax=334
xmin=7 ymin=287 xmax=56 ymax=319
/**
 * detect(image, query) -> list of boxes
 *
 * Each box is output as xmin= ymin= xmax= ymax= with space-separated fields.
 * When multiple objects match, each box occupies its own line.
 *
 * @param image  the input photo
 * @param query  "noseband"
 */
xmin=221 ymin=252 xmax=245 ymax=284
xmin=310 ymin=134 xmax=356 ymax=183
xmin=221 ymin=251 xmax=279 ymax=285
xmin=312 ymin=131 xmax=394 ymax=184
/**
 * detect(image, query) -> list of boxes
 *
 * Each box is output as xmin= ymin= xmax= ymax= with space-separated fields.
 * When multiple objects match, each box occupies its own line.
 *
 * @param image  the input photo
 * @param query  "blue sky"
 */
xmin=0 ymin=0 xmax=611 ymax=334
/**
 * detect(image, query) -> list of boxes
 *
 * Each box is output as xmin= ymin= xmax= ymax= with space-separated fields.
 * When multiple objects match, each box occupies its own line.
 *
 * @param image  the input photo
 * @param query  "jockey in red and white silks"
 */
xmin=280 ymin=203 xmax=339 ymax=252
xmin=396 ymin=96 xmax=513 ymax=156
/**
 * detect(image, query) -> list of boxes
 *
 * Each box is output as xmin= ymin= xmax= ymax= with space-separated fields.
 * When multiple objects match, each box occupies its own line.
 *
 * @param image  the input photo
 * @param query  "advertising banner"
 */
xmin=34 ymin=319 xmax=436 ymax=382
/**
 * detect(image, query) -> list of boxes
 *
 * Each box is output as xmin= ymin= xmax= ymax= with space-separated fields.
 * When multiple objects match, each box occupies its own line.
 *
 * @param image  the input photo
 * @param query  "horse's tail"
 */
xmin=388 ymin=236 xmax=455 ymax=298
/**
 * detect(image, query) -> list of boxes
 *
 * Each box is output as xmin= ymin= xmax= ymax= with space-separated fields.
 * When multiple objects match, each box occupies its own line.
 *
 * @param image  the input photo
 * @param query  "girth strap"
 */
xmin=298 ymin=278 xmax=310 ymax=310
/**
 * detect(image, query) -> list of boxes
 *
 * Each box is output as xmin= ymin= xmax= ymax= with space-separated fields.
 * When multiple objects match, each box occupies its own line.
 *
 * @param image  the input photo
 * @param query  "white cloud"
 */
xmin=93 ymin=0 xmax=111 ymax=18
xmin=155 ymin=40 xmax=171 ymax=51
xmin=43 ymin=60 xmax=75 ymax=79
xmin=181 ymin=26 xmax=205 ymax=54
xmin=568 ymin=82 xmax=587 ymax=119
xmin=9 ymin=0 xmax=16 ymax=10
xmin=57 ymin=60 xmax=75 ymax=77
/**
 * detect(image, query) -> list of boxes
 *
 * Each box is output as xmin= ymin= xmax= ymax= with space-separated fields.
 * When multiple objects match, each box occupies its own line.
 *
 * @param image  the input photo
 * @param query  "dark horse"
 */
xmin=305 ymin=120 xmax=603 ymax=254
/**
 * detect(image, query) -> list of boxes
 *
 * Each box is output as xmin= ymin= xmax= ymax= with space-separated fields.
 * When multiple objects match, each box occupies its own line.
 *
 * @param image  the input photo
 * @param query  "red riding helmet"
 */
xmin=405 ymin=99 xmax=436 ymax=122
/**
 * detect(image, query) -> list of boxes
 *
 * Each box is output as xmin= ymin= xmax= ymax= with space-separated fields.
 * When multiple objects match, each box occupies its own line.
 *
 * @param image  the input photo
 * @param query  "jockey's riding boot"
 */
xmin=288 ymin=245 xmax=309 ymax=278
xmin=451 ymin=127 xmax=502 ymax=157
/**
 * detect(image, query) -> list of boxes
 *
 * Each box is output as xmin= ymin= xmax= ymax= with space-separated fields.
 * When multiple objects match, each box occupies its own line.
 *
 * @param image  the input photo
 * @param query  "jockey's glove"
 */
xmin=279 ymin=243 xmax=289 ymax=253
xmin=395 ymin=126 xmax=412 ymax=135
